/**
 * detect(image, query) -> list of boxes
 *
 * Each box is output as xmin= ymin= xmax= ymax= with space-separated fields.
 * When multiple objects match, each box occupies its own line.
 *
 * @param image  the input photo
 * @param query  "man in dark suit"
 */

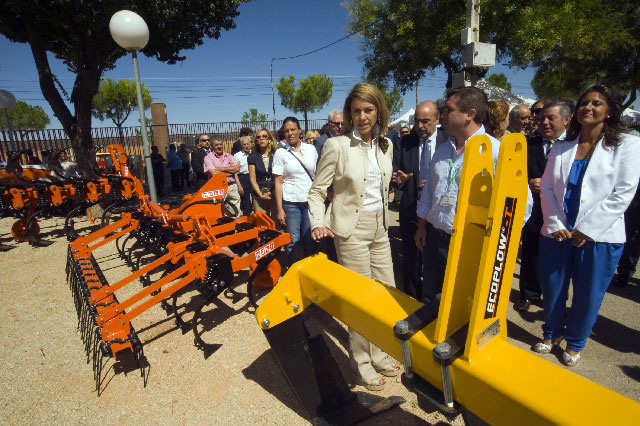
xmin=392 ymin=100 xmax=446 ymax=299
xmin=191 ymin=133 xmax=211 ymax=190
xmin=313 ymin=110 xmax=343 ymax=160
xmin=516 ymin=99 xmax=572 ymax=312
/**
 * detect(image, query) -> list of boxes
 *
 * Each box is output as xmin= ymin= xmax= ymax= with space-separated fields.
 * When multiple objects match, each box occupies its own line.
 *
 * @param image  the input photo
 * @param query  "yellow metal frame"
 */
xmin=256 ymin=134 xmax=640 ymax=425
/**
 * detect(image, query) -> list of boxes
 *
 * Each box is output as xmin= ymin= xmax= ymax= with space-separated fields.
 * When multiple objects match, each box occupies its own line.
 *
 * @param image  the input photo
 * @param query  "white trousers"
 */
xmin=333 ymin=209 xmax=396 ymax=381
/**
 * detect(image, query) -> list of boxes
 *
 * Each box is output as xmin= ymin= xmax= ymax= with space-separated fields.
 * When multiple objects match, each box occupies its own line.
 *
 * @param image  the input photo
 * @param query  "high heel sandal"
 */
xmin=375 ymin=363 xmax=401 ymax=377
xmin=532 ymin=336 xmax=563 ymax=354
xmin=562 ymin=350 xmax=581 ymax=367
xmin=355 ymin=375 xmax=386 ymax=391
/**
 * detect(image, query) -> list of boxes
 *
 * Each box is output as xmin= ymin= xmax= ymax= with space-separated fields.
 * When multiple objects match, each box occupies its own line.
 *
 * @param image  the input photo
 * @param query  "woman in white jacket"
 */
xmin=536 ymin=86 xmax=640 ymax=366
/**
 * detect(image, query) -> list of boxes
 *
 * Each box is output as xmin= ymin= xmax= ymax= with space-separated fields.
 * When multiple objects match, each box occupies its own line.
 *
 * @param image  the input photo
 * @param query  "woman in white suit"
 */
xmin=536 ymin=85 xmax=640 ymax=366
xmin=308 ymin=83 xmax=400 ymax=391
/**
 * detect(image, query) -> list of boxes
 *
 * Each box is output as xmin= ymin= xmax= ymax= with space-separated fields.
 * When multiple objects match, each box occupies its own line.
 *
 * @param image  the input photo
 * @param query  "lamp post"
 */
xmin=109 ymin=10 xmax=157 ymax=202
xmin=0 ymin=90 xmax=17 ymax=153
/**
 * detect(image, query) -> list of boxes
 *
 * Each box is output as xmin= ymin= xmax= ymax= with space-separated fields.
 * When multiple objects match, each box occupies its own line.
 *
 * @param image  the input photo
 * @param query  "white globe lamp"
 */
xmin=109 ymin=10 xmax=157 ymax=202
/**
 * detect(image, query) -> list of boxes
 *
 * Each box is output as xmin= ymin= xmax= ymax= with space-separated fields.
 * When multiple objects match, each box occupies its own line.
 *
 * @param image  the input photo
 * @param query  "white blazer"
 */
xmin=540 ymin=133 xmax=640 ymax=243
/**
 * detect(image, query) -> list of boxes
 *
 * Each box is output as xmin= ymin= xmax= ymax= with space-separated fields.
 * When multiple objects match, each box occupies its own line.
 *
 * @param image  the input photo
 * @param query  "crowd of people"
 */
xmin=152 ymin=81 xmax=639 ymax=387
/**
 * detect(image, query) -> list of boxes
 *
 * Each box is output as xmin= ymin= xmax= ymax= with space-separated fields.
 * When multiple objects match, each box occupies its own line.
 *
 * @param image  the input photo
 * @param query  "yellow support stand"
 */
xmin=256 ymin=133 xmax=640 ymax=425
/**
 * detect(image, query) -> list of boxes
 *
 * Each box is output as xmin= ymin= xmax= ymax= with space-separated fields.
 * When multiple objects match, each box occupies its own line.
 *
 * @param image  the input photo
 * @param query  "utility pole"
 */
xmin=466 ymin=0 xmax=480 ymax=43
xmin=270 ymin=58 xmax=277 ymax=135
xmin=452 ymin=0 xmax=495 ymax=88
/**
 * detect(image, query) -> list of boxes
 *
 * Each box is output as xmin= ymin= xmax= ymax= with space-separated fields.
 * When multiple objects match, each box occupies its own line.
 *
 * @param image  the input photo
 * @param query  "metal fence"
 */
xmin=0 ymin=126 xmax=146 ymax=162
xmin=0 ymin=119 xmax=328 ymax=162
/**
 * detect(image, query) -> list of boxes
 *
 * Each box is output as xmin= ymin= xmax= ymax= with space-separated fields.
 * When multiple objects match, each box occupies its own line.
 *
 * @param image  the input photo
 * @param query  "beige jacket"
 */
xmin=308 ymin=133 xmax=393 ymax=238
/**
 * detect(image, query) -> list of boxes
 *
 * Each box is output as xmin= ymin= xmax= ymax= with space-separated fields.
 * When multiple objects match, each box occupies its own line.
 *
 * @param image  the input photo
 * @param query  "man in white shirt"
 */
xmin=233 ymin=136 xmax=253 ymax=216
xmin=414 ymin=87 xmax=500 ymax=303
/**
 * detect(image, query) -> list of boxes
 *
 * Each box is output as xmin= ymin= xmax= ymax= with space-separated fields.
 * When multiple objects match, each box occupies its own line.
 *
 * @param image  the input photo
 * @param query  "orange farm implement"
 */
xmin=66 ymin=166 xmax=290 ymax=392
xmin=0 ymin=145 xmax=142 ymax=245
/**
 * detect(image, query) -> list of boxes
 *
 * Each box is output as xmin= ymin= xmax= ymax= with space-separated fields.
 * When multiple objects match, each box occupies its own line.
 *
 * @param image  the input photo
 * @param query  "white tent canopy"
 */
xmin=389 ymin=108 xmax=415 ymax=130
xmin=622 ymin=108 xmax=640 ymax=127
xmin=476 ymin=78 xmax=536 ymax=110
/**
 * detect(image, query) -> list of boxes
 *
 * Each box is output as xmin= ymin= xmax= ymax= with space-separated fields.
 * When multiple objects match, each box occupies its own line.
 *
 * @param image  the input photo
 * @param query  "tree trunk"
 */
xmin=440 ymin=55 xmax=457 ymax=90
xmin=303 ymin=110 xmax=308 ymax=134
xmin=622 ymin=58 xmax=638 ymax=109
xmin=25 ymin=14 xmax=100 ymax=179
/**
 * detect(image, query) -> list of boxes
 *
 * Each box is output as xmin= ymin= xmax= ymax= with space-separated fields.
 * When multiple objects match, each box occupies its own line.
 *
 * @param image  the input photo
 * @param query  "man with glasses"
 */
xmin=508 ymin=104 xmax=532 ymax=136
xmin=313 ymin=110 xmax=343 ymax=160
xmin=529 ymin=99 xmax=546 ymax=137
xmin=392 ymin=101 xmax=446 ymax=300
xmin=191 ymin=133 xmax=211 ymax=190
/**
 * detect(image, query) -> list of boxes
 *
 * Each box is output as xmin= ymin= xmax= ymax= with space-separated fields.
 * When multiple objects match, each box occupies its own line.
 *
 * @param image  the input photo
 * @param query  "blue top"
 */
xmin=563 ymin=158 xmax=590 ymax=229
xmin=167 ymin=150 xmax=182 ymax=171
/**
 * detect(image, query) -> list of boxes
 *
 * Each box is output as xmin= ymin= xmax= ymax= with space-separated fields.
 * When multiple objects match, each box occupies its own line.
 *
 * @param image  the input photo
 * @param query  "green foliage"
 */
xmin=499 ymin=0 xmax=639 ymax=106
xmin=0 ymin=0 xmax=248 ymax=176
xmin=344 ymin=0 xmax=490 ymax=91
xmin=276 ymin=74 xmax=333 ymax=130
xmin=0 ymin=101 xmax=50 ymax=130
xmin=379 ymin=85 xmax=404 ymax=116
xmin=92 ymin=78 xmax=151 ymax=128
xmin=241 ymin=108 xmax=268 ymax=127
xmin=344 ymin=0 xmax=639 ymax=106
xmin=487 ymin=73 xmax=512 ymax=92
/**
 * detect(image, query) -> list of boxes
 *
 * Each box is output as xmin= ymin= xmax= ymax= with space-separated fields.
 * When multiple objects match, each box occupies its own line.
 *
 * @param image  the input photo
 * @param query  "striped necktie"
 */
xmin=545 ymin=139 xmax=555 ymax=160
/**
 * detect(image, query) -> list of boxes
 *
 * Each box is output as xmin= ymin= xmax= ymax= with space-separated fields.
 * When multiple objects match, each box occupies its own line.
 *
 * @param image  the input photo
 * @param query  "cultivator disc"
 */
xmin=65 ymin=171 xmax=290 ymax=392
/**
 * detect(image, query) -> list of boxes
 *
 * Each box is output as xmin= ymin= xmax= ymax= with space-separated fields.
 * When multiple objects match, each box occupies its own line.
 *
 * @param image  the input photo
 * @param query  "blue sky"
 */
xmin=0 ymin=0 xmax=538 ymax=129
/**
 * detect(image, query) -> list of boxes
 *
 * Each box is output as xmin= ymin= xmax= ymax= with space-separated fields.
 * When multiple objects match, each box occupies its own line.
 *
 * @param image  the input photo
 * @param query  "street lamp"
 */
xmin=109 ymin=10 xmax=158 ymax=202
xmin=0 ymin=89 xmax=17 ymax=153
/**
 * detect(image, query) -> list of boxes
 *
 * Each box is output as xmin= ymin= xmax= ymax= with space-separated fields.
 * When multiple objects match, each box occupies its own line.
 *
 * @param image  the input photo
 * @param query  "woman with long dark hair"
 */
xmin=535 ymin=85 xmax=640 ymax=366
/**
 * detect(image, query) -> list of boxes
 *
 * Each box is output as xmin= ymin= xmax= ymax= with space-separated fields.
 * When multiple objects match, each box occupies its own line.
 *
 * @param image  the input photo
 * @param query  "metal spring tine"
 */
xmin=95 ymin=342 xmax=106 ymax=395
xmin=81 ymin=308 xmax=93 ymax=357
xmin=65 ymin=250 xmax=73 ymax=279
xmin=92 ymin=330 xmax=101 ymax=381
xmin=72 ymin=280 xmax=82 ymax=321
xmin=85 ymin=322 xmax=97 ymax=363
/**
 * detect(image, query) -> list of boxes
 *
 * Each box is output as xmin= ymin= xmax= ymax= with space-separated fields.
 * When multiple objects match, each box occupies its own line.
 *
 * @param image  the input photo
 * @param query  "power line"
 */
xmin=271 ymin=17 xmax=383 ymax=61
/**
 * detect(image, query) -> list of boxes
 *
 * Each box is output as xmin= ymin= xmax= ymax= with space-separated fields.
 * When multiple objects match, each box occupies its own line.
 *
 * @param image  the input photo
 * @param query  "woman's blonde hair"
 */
xmin=305 ymin=130 xmax=320 ymax=142
xmin=253 ymin=127 xmax=278 ymax=152
xmin=342 ymin=83 xmax=389 ymax=135
xmin=484 ymin=99 xmax=510 ymax=138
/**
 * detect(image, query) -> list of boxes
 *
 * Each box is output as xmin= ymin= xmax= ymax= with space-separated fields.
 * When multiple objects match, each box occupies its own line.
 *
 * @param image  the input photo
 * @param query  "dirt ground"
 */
xmin=0 ymin=207 xmax=638 ymax=425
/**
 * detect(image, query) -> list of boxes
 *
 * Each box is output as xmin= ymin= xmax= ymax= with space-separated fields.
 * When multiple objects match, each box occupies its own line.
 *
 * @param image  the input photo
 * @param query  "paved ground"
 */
xmin=0 ymin=202 xmax=637 ymax=425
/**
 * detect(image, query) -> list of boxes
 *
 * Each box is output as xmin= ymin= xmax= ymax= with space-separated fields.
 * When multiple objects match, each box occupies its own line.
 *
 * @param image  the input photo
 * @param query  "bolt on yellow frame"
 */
xmin=256 ymin=133 xmax=640 ymax=425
